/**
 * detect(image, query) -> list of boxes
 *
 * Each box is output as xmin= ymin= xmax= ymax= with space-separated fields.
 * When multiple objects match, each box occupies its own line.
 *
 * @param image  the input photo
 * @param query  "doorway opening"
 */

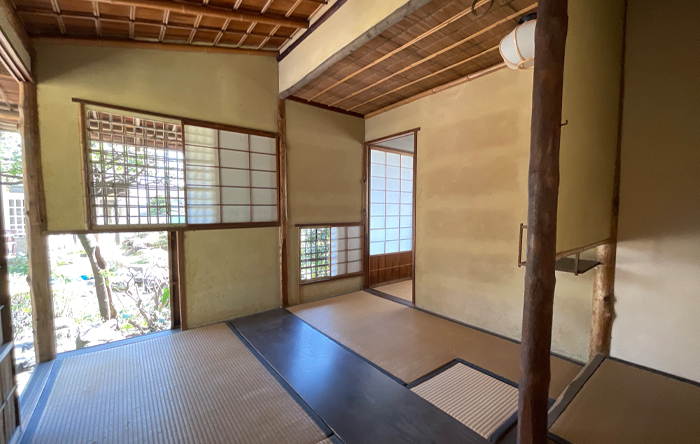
xmin=49 ymin=231 xmax=177 ymax=354
xmin=364 ymin=130 xmax=418 ymax=305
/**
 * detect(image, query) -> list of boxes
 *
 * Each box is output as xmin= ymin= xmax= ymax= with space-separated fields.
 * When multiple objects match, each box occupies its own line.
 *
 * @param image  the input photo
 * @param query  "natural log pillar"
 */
xmin=518 ymin=1 xmax=568 ymax=444
xmin=20 ymin=82 xmax=57 ymax=362
xmin=589 ymin=243 xmax=616 ymax=358
xmin=0 ymin=185 xmax=12 ymax=343
xmin=277 ymin=98 xmax=289 ymax=307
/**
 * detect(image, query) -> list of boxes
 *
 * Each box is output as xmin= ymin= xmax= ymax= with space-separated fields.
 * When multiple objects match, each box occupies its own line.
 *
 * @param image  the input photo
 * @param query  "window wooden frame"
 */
xmin=363 ymin=129 xmax=419 ymax=305
xmin=297 ymin=222 xmax=364 ymax=286
xmin=75 ymin=99 xmax=281 ymax=232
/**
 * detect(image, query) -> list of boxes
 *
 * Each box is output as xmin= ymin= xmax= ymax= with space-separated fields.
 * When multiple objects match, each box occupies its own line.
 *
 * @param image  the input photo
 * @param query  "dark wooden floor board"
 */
xmin=232 ymin=309 xmax=488 ymax=444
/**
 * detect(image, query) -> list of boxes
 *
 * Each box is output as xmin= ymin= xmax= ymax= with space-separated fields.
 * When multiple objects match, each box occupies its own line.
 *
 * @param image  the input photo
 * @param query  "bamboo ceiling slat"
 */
xmin=291 ymin=0 xmax=538 ymax=116
xmin=328 ymin=3 xmax=537 ymax=108
xmin=13 ymin=0 xmax=328 ymax=52
xmin=308 ymin=0 xmax=493 ymax=101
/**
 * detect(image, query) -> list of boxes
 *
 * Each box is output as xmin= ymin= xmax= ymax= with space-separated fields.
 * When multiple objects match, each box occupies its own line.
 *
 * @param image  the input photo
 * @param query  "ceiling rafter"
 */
xmin=328 ymin=3 xmax=537 ymax=107
xmin=49 ymin=0 xmax=67 ymax=34
xmin=308 ymin=0 xmax=493 ymax=101
xmin=16 ymin=7 xmax=287 ymax=40
xmin=74 ymin=0 xmax=309 ymax=29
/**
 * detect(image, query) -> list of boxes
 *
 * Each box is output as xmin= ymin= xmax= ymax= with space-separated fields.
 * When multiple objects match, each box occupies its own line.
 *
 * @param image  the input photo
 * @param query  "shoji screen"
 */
xmin=369 ymin=149 xmax=413 ymax=255
xmin=184 ymin=125 xmax=278 ymax=225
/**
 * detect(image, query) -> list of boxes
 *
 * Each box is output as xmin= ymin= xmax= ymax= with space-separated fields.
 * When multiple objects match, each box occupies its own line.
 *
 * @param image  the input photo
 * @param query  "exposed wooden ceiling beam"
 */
xmin=328 ymin=3 xmax=537 ymax=107
xmin=18 ymin=8 xmax=284 ymax=40
xmin=33 ymin=36 xmax=279 ymax=56
xmin=348 ymin=45 xmax=499 ymax=111
xmin=308 ymin=0 xmax=493 ymax=101
xmin=78 ymin=0 xmax=309 ymax=29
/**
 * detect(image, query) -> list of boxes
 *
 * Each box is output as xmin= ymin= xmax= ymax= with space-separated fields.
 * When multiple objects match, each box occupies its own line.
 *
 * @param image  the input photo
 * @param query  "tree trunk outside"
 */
xmin=77 ymin=234 xmax=113 ymax=321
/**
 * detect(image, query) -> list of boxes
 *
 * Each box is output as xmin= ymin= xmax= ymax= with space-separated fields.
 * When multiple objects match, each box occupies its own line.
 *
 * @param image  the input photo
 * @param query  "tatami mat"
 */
xmin=411 ymin=362 xmax=518 ymax=440
xmin=25 ymin=324 xmax=328 ymax=444
xmin=288 ymin=291 xmax=580 ymax=398
xmin=374 ymin=280 xmax=413 ymax=302
xmin=550 ymin=359 xmax=700 ymax=444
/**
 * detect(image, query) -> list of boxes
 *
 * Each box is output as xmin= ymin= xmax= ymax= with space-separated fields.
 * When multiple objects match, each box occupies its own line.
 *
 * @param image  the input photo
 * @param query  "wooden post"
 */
xmin=518 ymin=1 xmax=568 ymax=444
xmin=589 ymin=243 xmax=616 ymax=358
xmin=277 ymin=98 xmax=289 ymax=307
xmin=0 ymin=183 xmax=12 ymax=343
xmin=588 ymin=0 xmax=626 ymax=360
xmin=176 ymin=231 xmax=188 ymax=330
xmin=19 ymin=82 xmax=57 ymax=362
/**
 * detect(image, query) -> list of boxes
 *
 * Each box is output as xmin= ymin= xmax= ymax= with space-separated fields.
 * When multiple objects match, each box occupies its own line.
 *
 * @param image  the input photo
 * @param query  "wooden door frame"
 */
xmin=362 ymin=128 xmax=419 ymax=305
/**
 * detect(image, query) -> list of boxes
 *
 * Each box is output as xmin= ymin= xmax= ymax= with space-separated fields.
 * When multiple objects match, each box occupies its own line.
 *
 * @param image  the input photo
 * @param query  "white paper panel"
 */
xmin=187 ymin=186 xmax=220 ymax=206
xmin=219 ymin=130 xmax=248 ymax=151
xmin=348 ymin=226 xmax=361 ymax=238
xmin=331 ymin=227 xmax=347 ymax=240
xmin=220 ymin=150 xmax=249 ymax=169
xmin=223 ymin=206 xmax=251 ymax=223
xmin=251 ymin=153 xmax=276 ymax=172
xmin=221 ymin=187 xmax=250 ymax=205
xmin=251 ymin=171 xmax=276 ymax=188
xmin=251 ymin=188 xmax=276 ymax=205
xmin=186 ymin=145 xmax=219 ymax=167
xmin=370 ymin=242 xmax=384 ymax=255
xmin=371 ymin=150 xmax=385 ymax=163
xmin=252 ymin=205 xmax=277 ymax=222
xmin=348 ymin=249 xmax=361 ymax=262
xmin=185 ymin=165 xmax=219 ymax=186
xmin=370 ymin=229 xmax=385 ymax=243
xmin=347 ymin=261 xmax=361 ymax=273
xmin=250 ymin=135 xmax=276 ymax=154
xmin=220 ymin=168 xmax=250 ymax=187
xmin=185 ymin=125 xmax=217 ymax=147
xmin=187 ymin=205 xmax=220 ymax=224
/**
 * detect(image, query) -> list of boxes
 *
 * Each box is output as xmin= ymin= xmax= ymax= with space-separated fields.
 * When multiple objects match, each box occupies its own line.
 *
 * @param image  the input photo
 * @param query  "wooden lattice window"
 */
xmin=81 ymin=103 xmax=279 ymax=229
xmin=300 ymin=225 xmax=362 ymax=283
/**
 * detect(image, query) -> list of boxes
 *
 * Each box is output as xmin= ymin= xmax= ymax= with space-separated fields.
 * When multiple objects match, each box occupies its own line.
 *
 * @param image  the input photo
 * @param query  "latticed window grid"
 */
xmin=82 ymin=104 xmax=279 ymax=228
xmin=369 ymin=149 xmax=413 ymax=255
xmin=86 ymin=109 xmax=186 ymax=227
xmin=300 ymin=225 xmax=362 ymax=282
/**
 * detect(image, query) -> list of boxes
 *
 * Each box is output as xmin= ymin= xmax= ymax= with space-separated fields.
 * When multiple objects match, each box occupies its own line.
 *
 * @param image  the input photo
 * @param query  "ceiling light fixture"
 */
xmin=500 ymin=13 xmax=537 ymax=69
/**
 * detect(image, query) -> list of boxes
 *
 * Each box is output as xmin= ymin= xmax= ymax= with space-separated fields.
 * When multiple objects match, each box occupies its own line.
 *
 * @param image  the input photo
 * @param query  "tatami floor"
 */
xmin=373 ymin=279 xmax=413 ymax=302
xmin=20 ymin=290 xmax=700 ymax=444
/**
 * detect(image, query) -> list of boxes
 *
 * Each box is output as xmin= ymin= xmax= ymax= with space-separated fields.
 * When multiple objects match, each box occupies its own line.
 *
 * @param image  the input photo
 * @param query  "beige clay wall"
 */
xmin=612 ymin=0 xmax=700 ymax=382
xmin=35 ymin=43 xmax=281 ymax=328
xmin=285 ymin=100 xmax=365 ymax=305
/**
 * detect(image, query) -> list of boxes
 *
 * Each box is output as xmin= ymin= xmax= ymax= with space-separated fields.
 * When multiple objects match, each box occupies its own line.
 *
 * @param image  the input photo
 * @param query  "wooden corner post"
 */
xmin=277 ymin=98 xmax=289 ymax=307
xmin=518 ymin=1 xmax=568 ymax=444
xmin=20 ymin=82 xmax=57 ymax=362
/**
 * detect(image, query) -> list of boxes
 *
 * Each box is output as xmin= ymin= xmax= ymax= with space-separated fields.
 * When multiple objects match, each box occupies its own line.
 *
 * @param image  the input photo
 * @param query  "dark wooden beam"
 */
xmin=20 ymin=82 xmax=56 ymax=362
xmin=286 ymin=95 xmax=364 ymax=118
xmin=277 ymin=98 xmax=289 ymax=307
xmin=81 ymin=0 xmax=309 ymax=29
xmin=517 ymin=1 xmax=568 ymax=443
xmin=33 ymin=36 xmax=278 ymax=57
xmin=277 ymin=0 xmax=348 ymax=62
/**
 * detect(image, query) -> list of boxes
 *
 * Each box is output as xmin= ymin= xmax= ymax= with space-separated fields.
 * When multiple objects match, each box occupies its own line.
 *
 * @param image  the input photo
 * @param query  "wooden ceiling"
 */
xmin=11 ymin=0 xmax=329 ymax=53
xmin=291 ymin=0 xmax=538 ymax=116
xmin=0 ymin=63 xmax=20 ymax=129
